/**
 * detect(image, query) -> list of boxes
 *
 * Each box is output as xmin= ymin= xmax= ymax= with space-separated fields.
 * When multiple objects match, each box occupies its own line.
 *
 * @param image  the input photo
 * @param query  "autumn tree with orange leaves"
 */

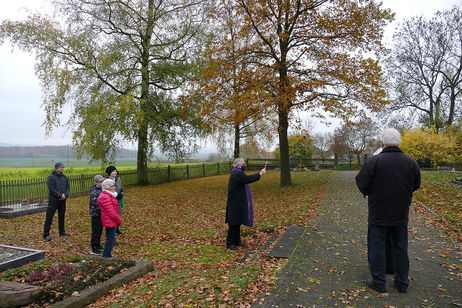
xmin=187 ymin=0 xmax=276 ymax=159
xmin=231 ymin=0 xmax=393 ymax=186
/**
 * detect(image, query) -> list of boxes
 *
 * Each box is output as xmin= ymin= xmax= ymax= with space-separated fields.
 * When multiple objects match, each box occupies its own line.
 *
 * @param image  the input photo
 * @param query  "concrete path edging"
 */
xmin=51 ymin=260 xmax=154 ymax=308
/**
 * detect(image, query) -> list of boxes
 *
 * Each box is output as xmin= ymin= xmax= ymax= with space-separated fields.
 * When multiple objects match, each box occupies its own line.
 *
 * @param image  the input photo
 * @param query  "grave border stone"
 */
xmin=0 ymin=201 xmax=48 ymax=219
xmin=0 ymin=245 xmax=45 ymax=272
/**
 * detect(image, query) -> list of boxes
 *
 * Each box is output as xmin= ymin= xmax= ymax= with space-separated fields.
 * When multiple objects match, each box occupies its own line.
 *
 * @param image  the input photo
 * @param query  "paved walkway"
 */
xmin=254 ymin=171 xmax=462 ymax=307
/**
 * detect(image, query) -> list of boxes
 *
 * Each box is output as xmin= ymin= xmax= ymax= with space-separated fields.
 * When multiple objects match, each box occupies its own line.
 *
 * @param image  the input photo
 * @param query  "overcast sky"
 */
xmin=1 ymin=0 xmax=461 ymax=147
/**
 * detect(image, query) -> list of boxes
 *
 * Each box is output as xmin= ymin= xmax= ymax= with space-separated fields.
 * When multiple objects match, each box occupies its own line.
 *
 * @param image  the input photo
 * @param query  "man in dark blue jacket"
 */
xmin=43 ymin=162 xmax=71 ymax=241
xmin=356 ymin=128 xmax=420 ymax=293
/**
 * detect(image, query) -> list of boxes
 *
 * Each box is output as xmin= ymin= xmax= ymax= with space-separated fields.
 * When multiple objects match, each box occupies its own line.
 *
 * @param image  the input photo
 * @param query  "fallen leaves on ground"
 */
xmin=0 ymin=171 xmax=331 ymax=307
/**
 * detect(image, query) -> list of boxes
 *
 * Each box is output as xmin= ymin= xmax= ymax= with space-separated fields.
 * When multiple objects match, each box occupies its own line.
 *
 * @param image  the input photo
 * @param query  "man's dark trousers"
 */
xmin=43 ymin=199 xmax=66 ymax=237
xmin=369 ymin=225 xmax=409 ymax=290
xmin=368 ymin=225 xmax=395 ymax=273
xmin=226 ymin=224 xmax=241 ymax=247
xmin=91 ymin=216 xmax=103 ymax=251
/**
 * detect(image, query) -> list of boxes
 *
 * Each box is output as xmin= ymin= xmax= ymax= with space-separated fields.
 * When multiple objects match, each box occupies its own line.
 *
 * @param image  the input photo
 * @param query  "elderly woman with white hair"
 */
xmin=97 ymin=178 xmax=122 ymax=258
xmin=225 ymin=157 xmax=266 ymax=250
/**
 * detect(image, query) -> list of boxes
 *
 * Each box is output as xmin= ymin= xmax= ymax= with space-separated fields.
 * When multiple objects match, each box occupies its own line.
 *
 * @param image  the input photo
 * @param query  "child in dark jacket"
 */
xmin=89 ymin=175 xmax=104 ymax=255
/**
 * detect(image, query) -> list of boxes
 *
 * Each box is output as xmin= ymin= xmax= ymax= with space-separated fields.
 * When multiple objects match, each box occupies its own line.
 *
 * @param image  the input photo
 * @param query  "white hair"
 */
xmin=102 ymin=178 xmax=114 ymax=190
xmin=380 ymin=128 xmax=401 ymax=147
xmin=233 ymin=157 xmax=244 ymax=167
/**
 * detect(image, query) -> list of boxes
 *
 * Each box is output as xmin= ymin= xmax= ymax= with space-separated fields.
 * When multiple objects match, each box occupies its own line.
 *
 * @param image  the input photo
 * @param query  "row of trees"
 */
xmin=0 ymin=0 xmax=393 ymax=186
xmin=270 ymin=119 xmax=461 ymax=168
xmin=2 ymin=1 xmax=459 ymax=185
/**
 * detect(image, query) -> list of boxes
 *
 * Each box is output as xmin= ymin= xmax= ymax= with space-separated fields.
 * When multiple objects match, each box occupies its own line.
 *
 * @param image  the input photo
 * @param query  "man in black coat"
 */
xmin=356 ymin=128 xmax=420 ymax=293
xmin=226 ymin=158 xmax=266 ymax=250
xmin=43 ymin=162 xmax=71 ymax=241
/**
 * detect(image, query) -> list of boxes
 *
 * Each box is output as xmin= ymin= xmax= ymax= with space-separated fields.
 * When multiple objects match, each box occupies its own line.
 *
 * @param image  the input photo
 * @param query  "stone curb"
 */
xmin=414 ymin=199 xmax=443 ymax=220
xmin=51 ymin=260 xmax=154 ymax=308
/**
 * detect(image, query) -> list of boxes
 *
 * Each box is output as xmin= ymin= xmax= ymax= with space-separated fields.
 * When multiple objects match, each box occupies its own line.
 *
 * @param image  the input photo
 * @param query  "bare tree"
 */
xmin=385 ymin=7 xmax=462 ymax=131
xmin=313 ymin=132 xmax=332 ymax=163
xmin=341 ymin=118 xmax=378 ymax=165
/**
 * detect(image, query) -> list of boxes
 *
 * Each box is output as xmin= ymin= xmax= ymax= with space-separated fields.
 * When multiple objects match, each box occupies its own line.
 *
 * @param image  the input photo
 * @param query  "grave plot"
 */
xmin=0 ymin=245 xmax=44 ymax=272
xmin=0 ymin=201 xmax=48 ymax=219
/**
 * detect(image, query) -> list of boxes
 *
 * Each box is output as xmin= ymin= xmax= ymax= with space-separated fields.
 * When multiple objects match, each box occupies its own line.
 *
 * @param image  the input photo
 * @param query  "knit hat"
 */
xmin=55 ymin=162 xmax=64 ymax=169
xmin=94 ymin=174 xmax=104 ymax=182
xmin=105 ymin=165 xmax=117 ymax=175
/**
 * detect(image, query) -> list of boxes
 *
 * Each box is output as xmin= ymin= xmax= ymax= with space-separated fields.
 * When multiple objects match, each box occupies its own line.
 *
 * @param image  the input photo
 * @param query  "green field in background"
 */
xmin=0 ymin=157 xmax=137 ymax=168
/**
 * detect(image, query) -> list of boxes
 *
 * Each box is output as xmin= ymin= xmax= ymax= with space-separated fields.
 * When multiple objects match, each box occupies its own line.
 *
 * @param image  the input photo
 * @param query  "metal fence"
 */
xmin=0 ymin=162 xmax=233 ymax=207
xmin=246 ymin=158 xmax=336 ymax=170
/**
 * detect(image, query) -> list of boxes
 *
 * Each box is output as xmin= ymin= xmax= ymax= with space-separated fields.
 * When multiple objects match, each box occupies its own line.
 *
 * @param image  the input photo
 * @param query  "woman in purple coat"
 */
xmin=225 ymin=158 xmax=266 ymax=250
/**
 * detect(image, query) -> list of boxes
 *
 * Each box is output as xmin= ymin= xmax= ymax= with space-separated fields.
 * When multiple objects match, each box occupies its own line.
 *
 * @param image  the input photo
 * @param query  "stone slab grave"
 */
xmin=267 ymin=225 xmax=305 ymax=258
xmin=0 ymin=245 xmax=45 ymax=272
xmin=0 ymin=200 xmax=48 ymax=219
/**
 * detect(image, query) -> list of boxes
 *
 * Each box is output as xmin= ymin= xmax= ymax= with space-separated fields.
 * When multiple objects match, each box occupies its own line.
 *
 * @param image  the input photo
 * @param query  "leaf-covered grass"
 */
xmin=0 ymin=170 xmax=332 ymax=306
xmin=414 ymin=171 xmax=462 ymax=230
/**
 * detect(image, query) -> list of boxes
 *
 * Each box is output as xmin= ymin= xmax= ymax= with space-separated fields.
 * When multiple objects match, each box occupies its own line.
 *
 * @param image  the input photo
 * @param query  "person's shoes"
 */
xmin=393 ymin=281 xmax=408 ymax=293
xmin=366 ymin=279 xmax=386 ymax=293
xmin=59 ymin=232 xmax=71 ymax=237
xmin=43 ymin=236 xmax=52 ymax=242
xmin=238 ymin=242 xmax=247 ymax=248
xmin=227 ymin=245 xmax=238 ymax=250
xmin=116 ymin=230 xmax=123 ymax=235
xmin=97 ymin=246 xmax=104 ymax=251
xmin=90 ymin=250 xmax=102 ymax=255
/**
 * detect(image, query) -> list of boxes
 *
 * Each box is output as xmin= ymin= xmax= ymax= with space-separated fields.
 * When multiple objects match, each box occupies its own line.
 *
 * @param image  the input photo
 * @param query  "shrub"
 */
xmin=401 ymin=127 xmax=458 ymax=168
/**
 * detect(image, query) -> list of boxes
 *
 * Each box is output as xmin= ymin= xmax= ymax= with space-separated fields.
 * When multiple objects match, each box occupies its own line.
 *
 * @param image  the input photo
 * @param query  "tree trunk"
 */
xmin=278 ymin=106 xmax=292 ymax=186
xmin=428 ymin=94 xmax=434 ymax=127
xmin=357 ymin=153 xmax=360 ymax=166
xmin=137 ymin=1 xmax=154 ymax=185
xmin=233 ymin=123 xmax=240 ymax=159
xmin=447 ymin=87 xmax=456 ymax=126
xmin=137 ymin=126 xmax=149 ymax=185
xmin=435 ymin=100 xmax=441 ymax=133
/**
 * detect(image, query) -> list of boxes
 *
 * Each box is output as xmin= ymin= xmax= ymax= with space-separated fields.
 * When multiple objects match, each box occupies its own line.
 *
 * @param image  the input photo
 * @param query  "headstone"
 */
xmin=311 ymin=163 xmax=320 ymax=171
xmin=0 ymin=281 xmax=41 ymax=308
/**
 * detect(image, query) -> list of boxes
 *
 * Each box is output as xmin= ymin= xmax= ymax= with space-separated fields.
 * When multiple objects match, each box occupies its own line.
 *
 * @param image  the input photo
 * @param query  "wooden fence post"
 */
xmin=168 ymin=165 xmax=171 ymax=182
xmin=217 ymin=162 xmax=220 ymax=175
xmin=186 ymin=165 xmax=190 ymax=179
xmin=203 ymin=164 xmax=206 ymax=177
